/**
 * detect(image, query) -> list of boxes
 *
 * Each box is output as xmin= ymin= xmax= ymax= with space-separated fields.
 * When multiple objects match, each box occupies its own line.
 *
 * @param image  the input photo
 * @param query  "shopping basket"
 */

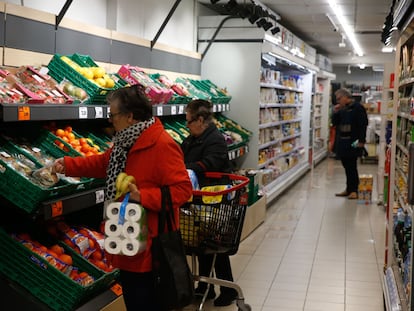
xmin=179 ymin=172 xmax=252 ymax=311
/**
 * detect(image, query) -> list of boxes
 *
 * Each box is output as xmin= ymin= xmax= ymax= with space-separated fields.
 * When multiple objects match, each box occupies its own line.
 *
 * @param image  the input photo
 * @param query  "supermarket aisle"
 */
xmin=189 ymin=157 xmax=385 ymax=311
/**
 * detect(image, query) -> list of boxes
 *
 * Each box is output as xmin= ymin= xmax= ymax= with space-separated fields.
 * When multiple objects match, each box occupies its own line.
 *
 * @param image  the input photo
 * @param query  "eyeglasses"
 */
xmin=108 ymin=112 xmax=123 ymax=119
xmin=186 ymin=118 xmax=198 ymax=125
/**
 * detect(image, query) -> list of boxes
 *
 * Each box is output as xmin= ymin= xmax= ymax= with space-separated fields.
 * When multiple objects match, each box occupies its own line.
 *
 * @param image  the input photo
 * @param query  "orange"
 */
xmin=47 ymin=250 xmax=59 ymax=258
xmin=93 ymin=260 xmax=106 ymax=270
xmin=91 ymin=250 xmax=102 ymax=261
xmin=50 ymin=244 xmax=64 ymax=256
xmin=65 ymin=126 xmax=72 ymax=133
xmin=55 ymin=129 xmax=65 ymax=137
xmin=67 ymin=132 xmax=75 ymax=141
xmin=85 ymin=151 xmax=95 ymax=157
xmin=79 ymin=138 xmax=87 ymax=145
xmin=59 ymin=254 xmax=73 ymax=265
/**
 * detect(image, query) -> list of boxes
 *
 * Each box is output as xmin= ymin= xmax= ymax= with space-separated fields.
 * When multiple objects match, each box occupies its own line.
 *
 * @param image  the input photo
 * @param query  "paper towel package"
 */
xmin=104 ymin=201 xmax=147 ymax=256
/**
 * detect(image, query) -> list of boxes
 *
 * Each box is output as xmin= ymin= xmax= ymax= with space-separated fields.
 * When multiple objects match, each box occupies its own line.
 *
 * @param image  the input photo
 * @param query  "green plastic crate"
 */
xmin=0 ymin=227 xmax=118 ymax=311
xmin=47 ymin=54 xmax=120 ymax=105
xmin=5 ymin=139 xmax=95 ymax=194
xmin=0 ymin=145 xmax=71 ymax=213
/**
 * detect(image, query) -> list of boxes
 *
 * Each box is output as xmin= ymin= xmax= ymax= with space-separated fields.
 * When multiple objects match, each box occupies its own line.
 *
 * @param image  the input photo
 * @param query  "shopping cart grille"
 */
xmin=180 ymin=182 xmax=247 ymax=256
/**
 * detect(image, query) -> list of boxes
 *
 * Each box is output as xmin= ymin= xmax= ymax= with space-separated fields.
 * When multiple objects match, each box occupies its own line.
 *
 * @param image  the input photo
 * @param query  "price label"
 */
xmin=213 ymin=105 xmax=217 ymax=112
xmin=18 ymin=106 xmax=30 ymax=121
xmin=226 ymin=104 xmax=230 ymax=111
xmin=95 ymin=107 xmax=103 ymax=118
xmin=96 ymin=189 xmax=105 ymax=204
xmin=110 ymin=283 xmax=123 ymax=296
xmin=157 ymin=106 xmax=163 ymax=116
xmin=178 ymin=105 xmax=184 ymax=114
xmin=217 ymin=104 xmax=222 ymax=112
xmin=171 ymin=105 xmax=177 ymax=115
xmin=79 ymin=107 xmax=88 ymax=119
xmin=51 ymin=201 xmax=63 ymax=217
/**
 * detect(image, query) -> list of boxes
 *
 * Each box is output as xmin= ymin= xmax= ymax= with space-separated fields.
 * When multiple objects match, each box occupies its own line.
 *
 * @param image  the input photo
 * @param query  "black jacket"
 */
xmin=181 ymin=123 xmax=231 ymax=185
xmin=332 ymin=101 xmax=368 ymax=158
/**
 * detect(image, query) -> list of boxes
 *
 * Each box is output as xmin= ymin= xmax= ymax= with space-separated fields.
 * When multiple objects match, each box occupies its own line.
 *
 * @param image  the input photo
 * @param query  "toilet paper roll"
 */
xmin=125 ymin=203 xmax=142 ymax=222
xmin=105 ymin=202 xmax=121 ymax=220
xmin=122 ymin=221 xmax=140 ymax=240
xmin=104 ymin=237 xmax=122 ymax=255
xmin=121 ymin=239 xmax=139 ymax=256
xmin=104 ymin=219 xmax=122 ymax=237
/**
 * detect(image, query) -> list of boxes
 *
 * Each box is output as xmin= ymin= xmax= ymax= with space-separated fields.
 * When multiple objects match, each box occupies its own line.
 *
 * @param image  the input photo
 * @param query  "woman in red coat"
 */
xmin=53 ymin=85 xmax=192 ymax=311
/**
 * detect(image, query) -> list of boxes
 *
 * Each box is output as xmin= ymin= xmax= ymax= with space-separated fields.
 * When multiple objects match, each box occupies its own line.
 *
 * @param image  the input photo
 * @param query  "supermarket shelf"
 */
xmin=258 ymin=118 xmax=302 ymax=129
xmin=0 ymin=273 xmax=120 ymax=311
xmin=257 ymin=145 xmax=304 ymax=169
xmin=259 ymin=102 xmax=302 ymax=108
xmin=0 ymin=103 xmax=230 ymax=122
xmin=263 ymin=161 xmax=309 ymax=202
xmin=383 ymin=265 xmax=404 ymax=311
xmin=258 ymin=133 xmax=301 ymax=150
xmin=228 ymin=144 xmax=249 ymax=160
xmin=260 ymin=82 xmax=303 ymax=93
xmin=0 ymin=103 xmax=110 ymax=122
xmin=37 ymin=186 xmax=106 ymax=220
xmin=313 ymin=149 xmax=327 ymax=165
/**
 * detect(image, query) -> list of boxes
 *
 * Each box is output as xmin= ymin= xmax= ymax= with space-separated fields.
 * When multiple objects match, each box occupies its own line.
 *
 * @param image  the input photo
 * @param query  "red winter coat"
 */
xmin=63 ymin=118 xmax=192 ymax=272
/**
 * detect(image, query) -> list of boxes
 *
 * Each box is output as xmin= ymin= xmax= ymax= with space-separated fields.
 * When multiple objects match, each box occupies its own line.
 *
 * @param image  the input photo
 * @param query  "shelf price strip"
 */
xmin=18 ymin=106 xmax=30 ymax=121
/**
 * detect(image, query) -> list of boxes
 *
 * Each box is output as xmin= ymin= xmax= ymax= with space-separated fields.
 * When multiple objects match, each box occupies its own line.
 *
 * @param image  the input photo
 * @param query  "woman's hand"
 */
xmin=128 ymin=182 xmax=141 ymax=203
xmin=52 ymin=158 xmax=66 ymax=174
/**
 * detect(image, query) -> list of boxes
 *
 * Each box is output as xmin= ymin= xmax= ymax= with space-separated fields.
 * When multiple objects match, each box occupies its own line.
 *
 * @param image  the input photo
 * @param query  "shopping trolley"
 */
xmin=180 ymin=172 xmax=251 ymax=311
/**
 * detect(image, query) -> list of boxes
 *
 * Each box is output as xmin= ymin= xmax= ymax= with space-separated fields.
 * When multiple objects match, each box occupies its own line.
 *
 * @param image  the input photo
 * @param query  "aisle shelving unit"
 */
xmin=384 ymin=13 xmax=414 ymax=311
xmin=198 ymin=16 xmax=326 ymax=203
xmin=311 ymin=71 xmax=335 ymax=166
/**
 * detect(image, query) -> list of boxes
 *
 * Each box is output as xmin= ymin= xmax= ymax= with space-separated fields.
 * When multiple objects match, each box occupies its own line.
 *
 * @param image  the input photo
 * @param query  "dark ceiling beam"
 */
xmin=55 ymin=0 xmax=73 ymax=30
xmin=151 ymin=0 xmax=182 ymax=50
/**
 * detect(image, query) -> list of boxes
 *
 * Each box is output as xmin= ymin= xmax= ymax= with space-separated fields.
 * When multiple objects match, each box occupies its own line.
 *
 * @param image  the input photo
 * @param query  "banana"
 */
xmin=115 ymin=172 xmax=128 ymax=192
xmin=114 ymin=173 xmax=136 ymax=200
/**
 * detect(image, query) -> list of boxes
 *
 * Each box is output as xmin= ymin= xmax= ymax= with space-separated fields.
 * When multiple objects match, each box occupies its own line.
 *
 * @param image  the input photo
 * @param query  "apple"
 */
xmin=74 ymin=88 xmax=88 ymax=100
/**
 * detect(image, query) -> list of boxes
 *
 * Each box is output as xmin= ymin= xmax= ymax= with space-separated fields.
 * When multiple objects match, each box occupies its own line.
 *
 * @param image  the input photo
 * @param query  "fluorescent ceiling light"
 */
xmin=381 ymin=46 xmax=394 ymax=53
xmin=328 ymin=0 xmax=364 ymax=57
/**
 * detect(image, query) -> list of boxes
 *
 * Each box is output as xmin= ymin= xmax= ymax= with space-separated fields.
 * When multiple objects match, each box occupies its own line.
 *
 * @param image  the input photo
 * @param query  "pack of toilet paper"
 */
xmin=103 ymin=196 xmax=147 ymax=256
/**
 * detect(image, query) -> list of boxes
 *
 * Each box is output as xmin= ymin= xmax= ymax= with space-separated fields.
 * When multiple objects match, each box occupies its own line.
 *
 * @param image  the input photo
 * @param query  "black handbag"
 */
xmin=152 ymin=186 xmax=194 ymax=310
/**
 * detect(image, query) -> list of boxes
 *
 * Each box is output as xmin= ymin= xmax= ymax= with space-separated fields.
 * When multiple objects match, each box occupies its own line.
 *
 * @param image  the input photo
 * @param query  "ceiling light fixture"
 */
xmin=347 ymin=65 xmax=351 ymax=74
xmin=338 ymin=34 xmax=346 ymax=48
xmin=381 ymin=46 xmax=394 ymax=53
xmin=328 ymin=0 xmax=364 ymax=57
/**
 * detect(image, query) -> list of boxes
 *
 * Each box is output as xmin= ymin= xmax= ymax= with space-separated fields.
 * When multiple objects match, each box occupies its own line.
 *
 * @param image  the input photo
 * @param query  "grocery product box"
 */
xmin=358 ymin=174 xmax=373 ymax=204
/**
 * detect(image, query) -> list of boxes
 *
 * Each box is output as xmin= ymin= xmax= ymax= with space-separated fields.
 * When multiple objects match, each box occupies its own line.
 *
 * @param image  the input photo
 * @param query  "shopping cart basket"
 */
xmin=180 ymin=172 xmax=251 ymax=311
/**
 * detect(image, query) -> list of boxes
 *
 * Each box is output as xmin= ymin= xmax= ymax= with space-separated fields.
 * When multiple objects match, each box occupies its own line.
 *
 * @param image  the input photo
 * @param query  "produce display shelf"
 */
xmin=38 ymin=186 xmax=106 ymax=220
xmin=0 ymin=104 xmax=110 ymax=121
xmin=0 ymin=274 xmax=120 ymax=311
xmin=0 ymin=103 xmax=231 ymax=122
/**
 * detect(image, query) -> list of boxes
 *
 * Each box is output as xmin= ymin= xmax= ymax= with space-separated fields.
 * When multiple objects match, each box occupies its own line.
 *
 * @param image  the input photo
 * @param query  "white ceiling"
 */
xmin=199 ymin=0 xmax=395 ymax=67
xmin=262 ymin=0 xmax=394 ymax=66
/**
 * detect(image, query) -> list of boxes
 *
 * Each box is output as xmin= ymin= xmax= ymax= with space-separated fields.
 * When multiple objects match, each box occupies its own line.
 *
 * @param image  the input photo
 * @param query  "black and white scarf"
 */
xmin=105 ymin=117 xmax=155 ymax=201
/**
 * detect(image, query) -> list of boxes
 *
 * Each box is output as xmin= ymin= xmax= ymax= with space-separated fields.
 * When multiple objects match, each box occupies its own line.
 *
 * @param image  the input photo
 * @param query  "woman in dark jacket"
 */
xmin=181 ymin=99 xmax=237 ymax=307
xmin=332 ymin=88 xmax=368 ymax=199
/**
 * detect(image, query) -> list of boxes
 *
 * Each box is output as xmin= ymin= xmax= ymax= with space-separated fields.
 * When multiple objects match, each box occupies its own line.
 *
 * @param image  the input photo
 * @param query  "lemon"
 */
xmin=105 ymin=78 xmax=115 ymax=88
xmin=93 ymin=67 xmax=106 ymax=79
xmin=95 ymin=77 xmax=106 ymax=87
xmin=83 ymin=68 xmax=94 ymax=80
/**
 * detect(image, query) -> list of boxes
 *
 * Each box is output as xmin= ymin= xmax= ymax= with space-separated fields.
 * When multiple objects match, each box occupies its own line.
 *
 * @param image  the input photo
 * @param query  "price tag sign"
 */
xmin=96 ymin=189 xmax=105 ymax=204
xmin=51 ymin=201 xmax=63 ymax=217
xmin=178 ymin=105 xmax=184 ymax=114
xmin=218 ymin=104 xmax=222 ymax=112
xmin=79 ymin=106 xmax=88 ymax=119
xmin=157 ymin=106 xmax=163 ymax=116
xmin=226 ymin=104 xmax=230 ymax=111
xmin=18 ymin=106 xmax=30 ymax=121
xmin=213 ymin=105 xmax=217 ymax=112
xmin=171 ymin=105 xmax=177 ymax=115
xmin=110 ymin=283 xmax=123 ymax=296
xmin=95 ymin=107 xmax=103 ymax=118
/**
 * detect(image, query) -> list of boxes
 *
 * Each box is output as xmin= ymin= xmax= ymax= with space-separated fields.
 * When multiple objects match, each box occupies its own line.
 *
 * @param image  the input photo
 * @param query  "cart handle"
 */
xmin=192 ymin=172 xmax=250 ymax=196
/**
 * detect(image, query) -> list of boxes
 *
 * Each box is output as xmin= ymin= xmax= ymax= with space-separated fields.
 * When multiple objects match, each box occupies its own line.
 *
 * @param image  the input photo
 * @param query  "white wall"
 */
xmin=4 ymin=0 xmax=198 ymax=52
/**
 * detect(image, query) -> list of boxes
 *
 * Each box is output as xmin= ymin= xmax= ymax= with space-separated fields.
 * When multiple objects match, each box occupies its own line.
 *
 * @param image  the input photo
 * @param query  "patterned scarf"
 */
xmin=105 ymin=117 xmax=155 ymax=201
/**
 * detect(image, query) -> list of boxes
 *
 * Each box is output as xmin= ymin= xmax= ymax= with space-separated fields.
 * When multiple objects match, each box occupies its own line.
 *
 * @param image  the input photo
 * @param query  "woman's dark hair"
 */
xmin=106 ymin=85 xmax=152 ymax=121
xmin=185 ymin=99 xmax=213 ymax=123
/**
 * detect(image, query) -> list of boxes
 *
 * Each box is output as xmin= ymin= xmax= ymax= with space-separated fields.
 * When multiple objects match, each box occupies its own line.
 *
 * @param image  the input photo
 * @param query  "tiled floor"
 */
xmin=187 ymin=158 xmax=386 ymax=311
